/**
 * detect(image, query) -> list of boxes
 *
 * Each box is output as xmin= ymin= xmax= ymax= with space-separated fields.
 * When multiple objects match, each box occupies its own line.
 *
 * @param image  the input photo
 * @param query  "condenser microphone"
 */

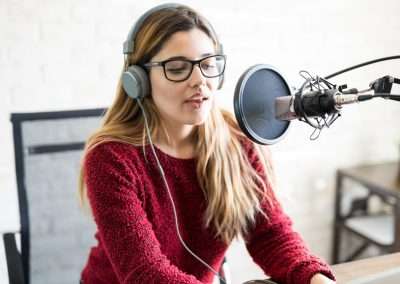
xmin=233 ymin=64 xmax=358 ymax=145
xmin=234 ymin=56 xmax=400 ymax=145
xmin=275 ymin=89 xmax=363 ymax=121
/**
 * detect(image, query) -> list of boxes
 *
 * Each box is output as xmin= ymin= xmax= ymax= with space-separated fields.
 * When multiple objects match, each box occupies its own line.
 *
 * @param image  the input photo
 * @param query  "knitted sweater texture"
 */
xmin=80 ymin=141 xmax=335 ymax=284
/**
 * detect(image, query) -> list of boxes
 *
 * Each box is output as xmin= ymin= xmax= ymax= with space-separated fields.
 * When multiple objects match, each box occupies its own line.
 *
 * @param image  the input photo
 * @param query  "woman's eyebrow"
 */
xmin=164 ymin=53 xmax=215 ymax=61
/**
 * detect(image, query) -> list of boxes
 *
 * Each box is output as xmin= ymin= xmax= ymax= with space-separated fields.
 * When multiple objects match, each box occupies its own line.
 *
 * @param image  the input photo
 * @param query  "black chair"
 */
xmin=3 ymin=233 xmax=25 ymax=284
xmin=4 ymin=108 xmax=105 ymax=284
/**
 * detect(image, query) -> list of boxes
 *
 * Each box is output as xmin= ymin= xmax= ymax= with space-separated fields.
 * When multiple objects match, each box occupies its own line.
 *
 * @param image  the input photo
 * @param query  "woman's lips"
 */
xmin=184 ymin=97 xmax=208 ymax=109
xmin=185 ymin=98 xmax=206 ymax=103
xmin=184 ymin=96 xmax=208 ymax=102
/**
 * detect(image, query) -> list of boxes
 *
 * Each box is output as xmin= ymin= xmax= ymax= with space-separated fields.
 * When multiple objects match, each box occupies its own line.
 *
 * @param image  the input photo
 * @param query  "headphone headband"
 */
xmin=123 ymin=3 xmax=183 ymax=54
xmin=123 ymin=3 xmax=223 ymax=55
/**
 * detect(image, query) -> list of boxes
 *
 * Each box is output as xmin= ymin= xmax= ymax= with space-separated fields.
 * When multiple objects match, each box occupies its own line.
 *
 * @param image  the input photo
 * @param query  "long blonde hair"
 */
xmin=79 ymin=5 xmax=275 ymax=244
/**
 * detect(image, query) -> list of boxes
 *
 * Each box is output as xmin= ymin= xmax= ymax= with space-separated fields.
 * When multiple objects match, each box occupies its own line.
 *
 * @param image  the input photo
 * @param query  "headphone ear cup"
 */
xmin=122 ymin=65 xmax=150 ymax=99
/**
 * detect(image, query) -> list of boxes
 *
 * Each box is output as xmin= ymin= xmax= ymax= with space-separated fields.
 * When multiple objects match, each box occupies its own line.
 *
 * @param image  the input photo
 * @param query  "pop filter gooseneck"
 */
xmin=234 ymin=64 xmax=292 ymax=145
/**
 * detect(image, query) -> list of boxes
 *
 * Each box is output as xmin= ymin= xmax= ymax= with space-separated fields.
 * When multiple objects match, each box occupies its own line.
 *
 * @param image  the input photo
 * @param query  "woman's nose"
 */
xmin=188 ymin=65 xmax=206 ymax=87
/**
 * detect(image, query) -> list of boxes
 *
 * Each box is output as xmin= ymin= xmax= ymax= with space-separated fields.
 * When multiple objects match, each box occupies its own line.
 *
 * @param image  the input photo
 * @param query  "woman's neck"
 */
xmin=154 ymin=122 xmax=197 ymax=159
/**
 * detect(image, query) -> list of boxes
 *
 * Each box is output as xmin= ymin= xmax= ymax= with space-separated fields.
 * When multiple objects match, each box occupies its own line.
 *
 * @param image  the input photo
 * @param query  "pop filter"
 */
xmin=234 ymin=64 xmax=292 ymax=145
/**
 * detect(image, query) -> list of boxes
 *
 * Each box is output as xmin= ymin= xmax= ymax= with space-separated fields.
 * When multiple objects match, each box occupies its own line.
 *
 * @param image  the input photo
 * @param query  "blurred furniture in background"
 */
xmin=3 ymin=108 xmax=105 ymax=284
xmin=332 ymin=162 xmax=400 ymax=264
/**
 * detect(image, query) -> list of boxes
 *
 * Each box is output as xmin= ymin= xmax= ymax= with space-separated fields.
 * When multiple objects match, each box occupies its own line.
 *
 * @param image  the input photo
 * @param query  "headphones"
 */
xmin=121 ymin=3 xmax=224 ymax=100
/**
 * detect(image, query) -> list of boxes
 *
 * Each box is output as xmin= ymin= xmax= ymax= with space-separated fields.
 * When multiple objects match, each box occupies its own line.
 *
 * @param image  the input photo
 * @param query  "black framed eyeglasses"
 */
xmin=143 ymin=54 xmax=226 ymax=82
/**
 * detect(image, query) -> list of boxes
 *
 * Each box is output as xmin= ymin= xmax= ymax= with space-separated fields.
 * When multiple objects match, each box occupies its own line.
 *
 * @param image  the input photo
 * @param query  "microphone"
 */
xmin=275 ymin=89 xmax=361 ymax=121
xmin=233 ymin=64 xmax=400 ymax=145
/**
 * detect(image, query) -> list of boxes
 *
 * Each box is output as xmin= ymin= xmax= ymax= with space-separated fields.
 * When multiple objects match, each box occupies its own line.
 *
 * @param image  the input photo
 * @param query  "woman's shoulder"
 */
xmin=84 ymin=140 xmax=143 ymax=169
xmin=86 ymin=140 xmax=136 ymax=155
xmin=83 ymin=141 xmax=148 ymax=190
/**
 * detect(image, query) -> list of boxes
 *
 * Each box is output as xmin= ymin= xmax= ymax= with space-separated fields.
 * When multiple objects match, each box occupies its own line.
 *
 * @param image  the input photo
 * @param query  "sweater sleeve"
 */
xmin=243 ymin=142 xmax=336 ymax=284
xmin=84 ymin=143 xmax=203 ymax=284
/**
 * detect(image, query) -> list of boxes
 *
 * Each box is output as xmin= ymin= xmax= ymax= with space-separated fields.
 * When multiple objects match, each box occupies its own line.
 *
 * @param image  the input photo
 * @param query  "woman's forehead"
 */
xmin=153 ymin=28 xmax=216 ymax=60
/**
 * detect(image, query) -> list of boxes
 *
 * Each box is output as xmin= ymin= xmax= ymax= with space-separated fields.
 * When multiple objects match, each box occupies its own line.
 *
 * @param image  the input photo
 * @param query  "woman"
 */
xmin=79 ymin=4 xmax=336 ymax=284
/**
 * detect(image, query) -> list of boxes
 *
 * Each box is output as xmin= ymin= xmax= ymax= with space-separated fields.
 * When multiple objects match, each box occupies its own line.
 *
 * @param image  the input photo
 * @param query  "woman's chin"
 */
xmin=181 ymin=107 xmax=211 ymax=125
xmin=184 ymin=118 xmax=207 ymax=126
xmin=183 ymin=113 xmax=210 ymax=126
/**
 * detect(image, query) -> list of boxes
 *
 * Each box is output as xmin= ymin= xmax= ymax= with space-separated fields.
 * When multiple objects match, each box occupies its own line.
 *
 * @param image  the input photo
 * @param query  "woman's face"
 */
xmin=148 ymin=28 xmax=219 ymax=128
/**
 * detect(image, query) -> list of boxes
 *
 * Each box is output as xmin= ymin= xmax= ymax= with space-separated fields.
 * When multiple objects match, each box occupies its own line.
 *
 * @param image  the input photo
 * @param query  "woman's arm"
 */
xmin=243 ymin=142 xmax=336 ymax=284
xmin=244 ymin=198 xmax=335 ymax=284
xmin=84 ymin=143 xmax=203 ymax=284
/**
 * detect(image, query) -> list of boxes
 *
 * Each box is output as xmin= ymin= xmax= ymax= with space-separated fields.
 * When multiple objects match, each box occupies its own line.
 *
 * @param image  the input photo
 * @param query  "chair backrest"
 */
xmin=10 ymin=108 xmax=106 ymax=284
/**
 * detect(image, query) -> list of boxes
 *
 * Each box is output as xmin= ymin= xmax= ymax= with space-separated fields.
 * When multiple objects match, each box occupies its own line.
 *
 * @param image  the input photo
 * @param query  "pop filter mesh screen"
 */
xmin=234 ymin=65 xmax=291 ymax=144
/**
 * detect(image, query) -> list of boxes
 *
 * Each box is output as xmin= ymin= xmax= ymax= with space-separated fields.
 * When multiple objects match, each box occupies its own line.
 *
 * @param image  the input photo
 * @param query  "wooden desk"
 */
xmin=332 ymin=252 xmax=400 ymax=283
xmin=332 ymin=162 xmax=400 ymax=263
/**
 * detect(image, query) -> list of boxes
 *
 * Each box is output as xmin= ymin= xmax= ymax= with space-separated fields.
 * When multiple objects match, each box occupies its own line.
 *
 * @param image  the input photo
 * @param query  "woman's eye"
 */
xmin=166 ymin=61 xmax=191 ymax=74
xmin=202 ymin=64 xmax=216 ymax=70
xmin=167 ymin=68 xmax=186 ymax=74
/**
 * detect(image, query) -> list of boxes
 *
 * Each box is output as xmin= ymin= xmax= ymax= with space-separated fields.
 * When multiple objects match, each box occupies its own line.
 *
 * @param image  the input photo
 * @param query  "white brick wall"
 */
xmin=1 ymin=0 xmax=400 ymax=283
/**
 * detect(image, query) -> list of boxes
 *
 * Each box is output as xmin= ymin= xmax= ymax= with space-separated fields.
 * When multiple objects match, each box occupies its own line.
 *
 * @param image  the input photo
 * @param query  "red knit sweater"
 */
xmin=80 ymin=141 xmax=335 ymax=284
